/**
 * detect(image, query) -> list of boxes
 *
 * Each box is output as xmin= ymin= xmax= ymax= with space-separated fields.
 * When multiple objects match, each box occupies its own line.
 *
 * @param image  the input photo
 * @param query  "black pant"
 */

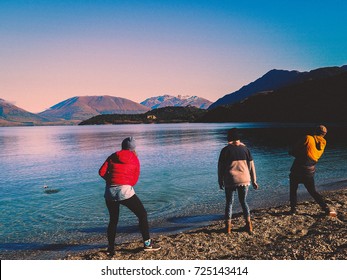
xmin=289 ymin=174 xmax=329 ymax=212
xmin=106 ymin=194 xmax=150 ymax=249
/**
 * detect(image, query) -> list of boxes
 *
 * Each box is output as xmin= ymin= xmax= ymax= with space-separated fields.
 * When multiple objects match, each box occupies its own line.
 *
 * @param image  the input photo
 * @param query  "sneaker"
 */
xmin=144 ymin=239 xmax=161 ymax=252
xmin=106 ymin=246 xmax=115 ymax=256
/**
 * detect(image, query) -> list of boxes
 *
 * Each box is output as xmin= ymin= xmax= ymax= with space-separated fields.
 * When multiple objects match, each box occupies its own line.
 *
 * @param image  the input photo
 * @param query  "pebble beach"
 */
xmin=65 ymin=188 xmax=347 ymax=260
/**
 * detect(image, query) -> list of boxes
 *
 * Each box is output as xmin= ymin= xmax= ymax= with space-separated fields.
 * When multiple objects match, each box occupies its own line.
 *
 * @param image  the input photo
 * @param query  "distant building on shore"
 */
xmin=147 ymin=115 xmax=157 ymax=120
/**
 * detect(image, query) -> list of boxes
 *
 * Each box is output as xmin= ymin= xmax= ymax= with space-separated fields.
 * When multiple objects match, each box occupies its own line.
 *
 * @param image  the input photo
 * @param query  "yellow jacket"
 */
xmin=304 ymin=135 xmax=326 ymax=162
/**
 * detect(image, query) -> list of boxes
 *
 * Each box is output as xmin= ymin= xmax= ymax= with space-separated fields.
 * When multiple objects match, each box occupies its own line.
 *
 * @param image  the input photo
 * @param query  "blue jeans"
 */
xmin=225 ymin=186 xmax=250 ymax=220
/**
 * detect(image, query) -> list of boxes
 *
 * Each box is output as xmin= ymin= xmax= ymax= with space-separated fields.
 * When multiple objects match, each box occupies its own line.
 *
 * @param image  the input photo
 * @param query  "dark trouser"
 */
xmin=289 ymin=174 xmax=329 ymax=212
xmin=106 ymin=194 xmax=150 ymax=249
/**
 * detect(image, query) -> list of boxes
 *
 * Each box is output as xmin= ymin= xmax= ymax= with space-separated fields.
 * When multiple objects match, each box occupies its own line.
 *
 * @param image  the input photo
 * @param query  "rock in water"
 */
xmin=44 ymin=189 xmax=60 ymax=194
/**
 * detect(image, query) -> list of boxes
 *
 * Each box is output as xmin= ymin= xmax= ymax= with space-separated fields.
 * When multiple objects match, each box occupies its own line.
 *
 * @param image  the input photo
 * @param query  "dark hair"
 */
xmin=227 ymin=128 xmax=240 ymax=142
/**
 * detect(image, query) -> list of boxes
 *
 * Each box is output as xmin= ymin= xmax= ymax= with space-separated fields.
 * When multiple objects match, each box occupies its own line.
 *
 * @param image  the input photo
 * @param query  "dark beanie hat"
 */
xmin=121 ymin=137 xmax=136 ymax=150
xmin=315 ymin=125 xmax=327 ymax=135
xmin=227 ymin=128 xmax=240 ymax=141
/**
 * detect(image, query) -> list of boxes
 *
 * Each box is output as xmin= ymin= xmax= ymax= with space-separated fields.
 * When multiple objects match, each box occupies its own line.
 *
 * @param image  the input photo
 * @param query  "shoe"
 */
xmin=327 ymin=209 xmax=337 ymax=217
xmin=106 ymin=247 xmax=115 ymax=257
xmin=144 ymin=239 xmax=161 ymax=251
xmin=290 ymin=207 xmax=297 ymax=215
xmin=225 ymin=219 xmax=232 ymax=234
xmin=290 ymin=209 xmax=298 ymax=216
xmin=246 ymin=217 xmax=253 ymax=234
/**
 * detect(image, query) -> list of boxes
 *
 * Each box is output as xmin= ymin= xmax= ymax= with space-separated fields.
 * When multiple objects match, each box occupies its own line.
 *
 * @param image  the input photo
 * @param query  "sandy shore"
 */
xmin=65 ymin=188 xmax=347 ymax=260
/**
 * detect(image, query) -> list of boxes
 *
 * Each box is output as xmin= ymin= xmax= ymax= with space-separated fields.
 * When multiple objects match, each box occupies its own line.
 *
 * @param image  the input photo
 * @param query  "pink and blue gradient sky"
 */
xmin=1 ymin=0 xmax=347 ymax=113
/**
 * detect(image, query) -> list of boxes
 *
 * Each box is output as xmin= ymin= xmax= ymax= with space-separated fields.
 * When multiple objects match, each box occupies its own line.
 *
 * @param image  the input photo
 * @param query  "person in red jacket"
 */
xmin=99 ymin=137 xmax=160 ymax=255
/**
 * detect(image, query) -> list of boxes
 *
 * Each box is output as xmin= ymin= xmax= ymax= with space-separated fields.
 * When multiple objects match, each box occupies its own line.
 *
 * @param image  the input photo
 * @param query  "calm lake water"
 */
xmin=1 ymin=123 xmax=347 ymax=259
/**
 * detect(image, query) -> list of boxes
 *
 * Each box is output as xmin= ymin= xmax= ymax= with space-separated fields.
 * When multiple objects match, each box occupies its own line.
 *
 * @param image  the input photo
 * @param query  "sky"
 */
xmin=1 ymin=0 xmax=347 ymax=113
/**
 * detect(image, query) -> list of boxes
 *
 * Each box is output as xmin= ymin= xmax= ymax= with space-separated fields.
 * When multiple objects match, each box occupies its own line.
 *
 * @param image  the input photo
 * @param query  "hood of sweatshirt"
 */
xmin=307 ymin=135 xmax=326 ymax=162
xmin=113 ymin=150 xmax=137 ymax=164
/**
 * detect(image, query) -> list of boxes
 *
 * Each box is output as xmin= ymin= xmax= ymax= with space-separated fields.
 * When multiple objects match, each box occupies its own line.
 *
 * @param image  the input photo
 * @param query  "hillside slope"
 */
xmin=209 ymin=65 xmax=347 ymax=109
xmin=79 ymin=106 xmax=206 ymax=125
xmin=0 ymin=98 xmax=50 ymax=126
xmin=200 ymin=71 xmax=347 ymax=122
xmin=39 ymin=95 xmax=149 ymax=121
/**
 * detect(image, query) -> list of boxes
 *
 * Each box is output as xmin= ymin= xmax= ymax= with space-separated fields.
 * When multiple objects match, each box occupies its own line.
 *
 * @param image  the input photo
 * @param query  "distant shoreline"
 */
xmin=2 ymin=120 xmax=347 ymax=128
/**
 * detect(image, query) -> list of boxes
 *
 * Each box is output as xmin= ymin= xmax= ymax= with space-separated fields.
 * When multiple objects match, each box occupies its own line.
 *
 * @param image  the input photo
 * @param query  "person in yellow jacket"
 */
xmin=289 ymin=125 xmax=336 ymax=216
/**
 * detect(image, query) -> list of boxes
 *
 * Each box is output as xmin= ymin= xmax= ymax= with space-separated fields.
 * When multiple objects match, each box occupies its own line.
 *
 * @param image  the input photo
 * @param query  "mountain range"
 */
xmin=200 ymin=67 xmax=347 ymax=122
xmin=81 ymin=65 xmax=347 ymax=125
xmin=2 ymin=64 xmax=347 ymax=126
xmin=38 ymin=95 xmax=149 ymax=121
xmin=0 ymin=98 xmax=50 ymax=126
xmin=209 ymin=65 xmax=347 ymax=109
xmin=0 ymin=94 xmax=212 ymax=126
xmin=141 ymin=95 xmax=212 ymax=109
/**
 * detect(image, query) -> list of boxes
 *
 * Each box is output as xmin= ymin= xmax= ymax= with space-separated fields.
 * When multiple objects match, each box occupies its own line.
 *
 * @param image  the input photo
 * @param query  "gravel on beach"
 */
xmin=65 ymin=188 xmax=347 ymax=260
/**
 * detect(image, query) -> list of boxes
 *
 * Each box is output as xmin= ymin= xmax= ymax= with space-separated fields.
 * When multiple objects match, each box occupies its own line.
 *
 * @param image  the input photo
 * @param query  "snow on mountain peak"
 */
xmin=141 ymin=94 xmax=212 ymax=109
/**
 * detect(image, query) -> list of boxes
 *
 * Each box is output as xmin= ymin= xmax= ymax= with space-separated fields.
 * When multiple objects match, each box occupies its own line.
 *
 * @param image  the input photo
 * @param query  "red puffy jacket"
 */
xmin=99 ymin=150 xmax=140 ymax=186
